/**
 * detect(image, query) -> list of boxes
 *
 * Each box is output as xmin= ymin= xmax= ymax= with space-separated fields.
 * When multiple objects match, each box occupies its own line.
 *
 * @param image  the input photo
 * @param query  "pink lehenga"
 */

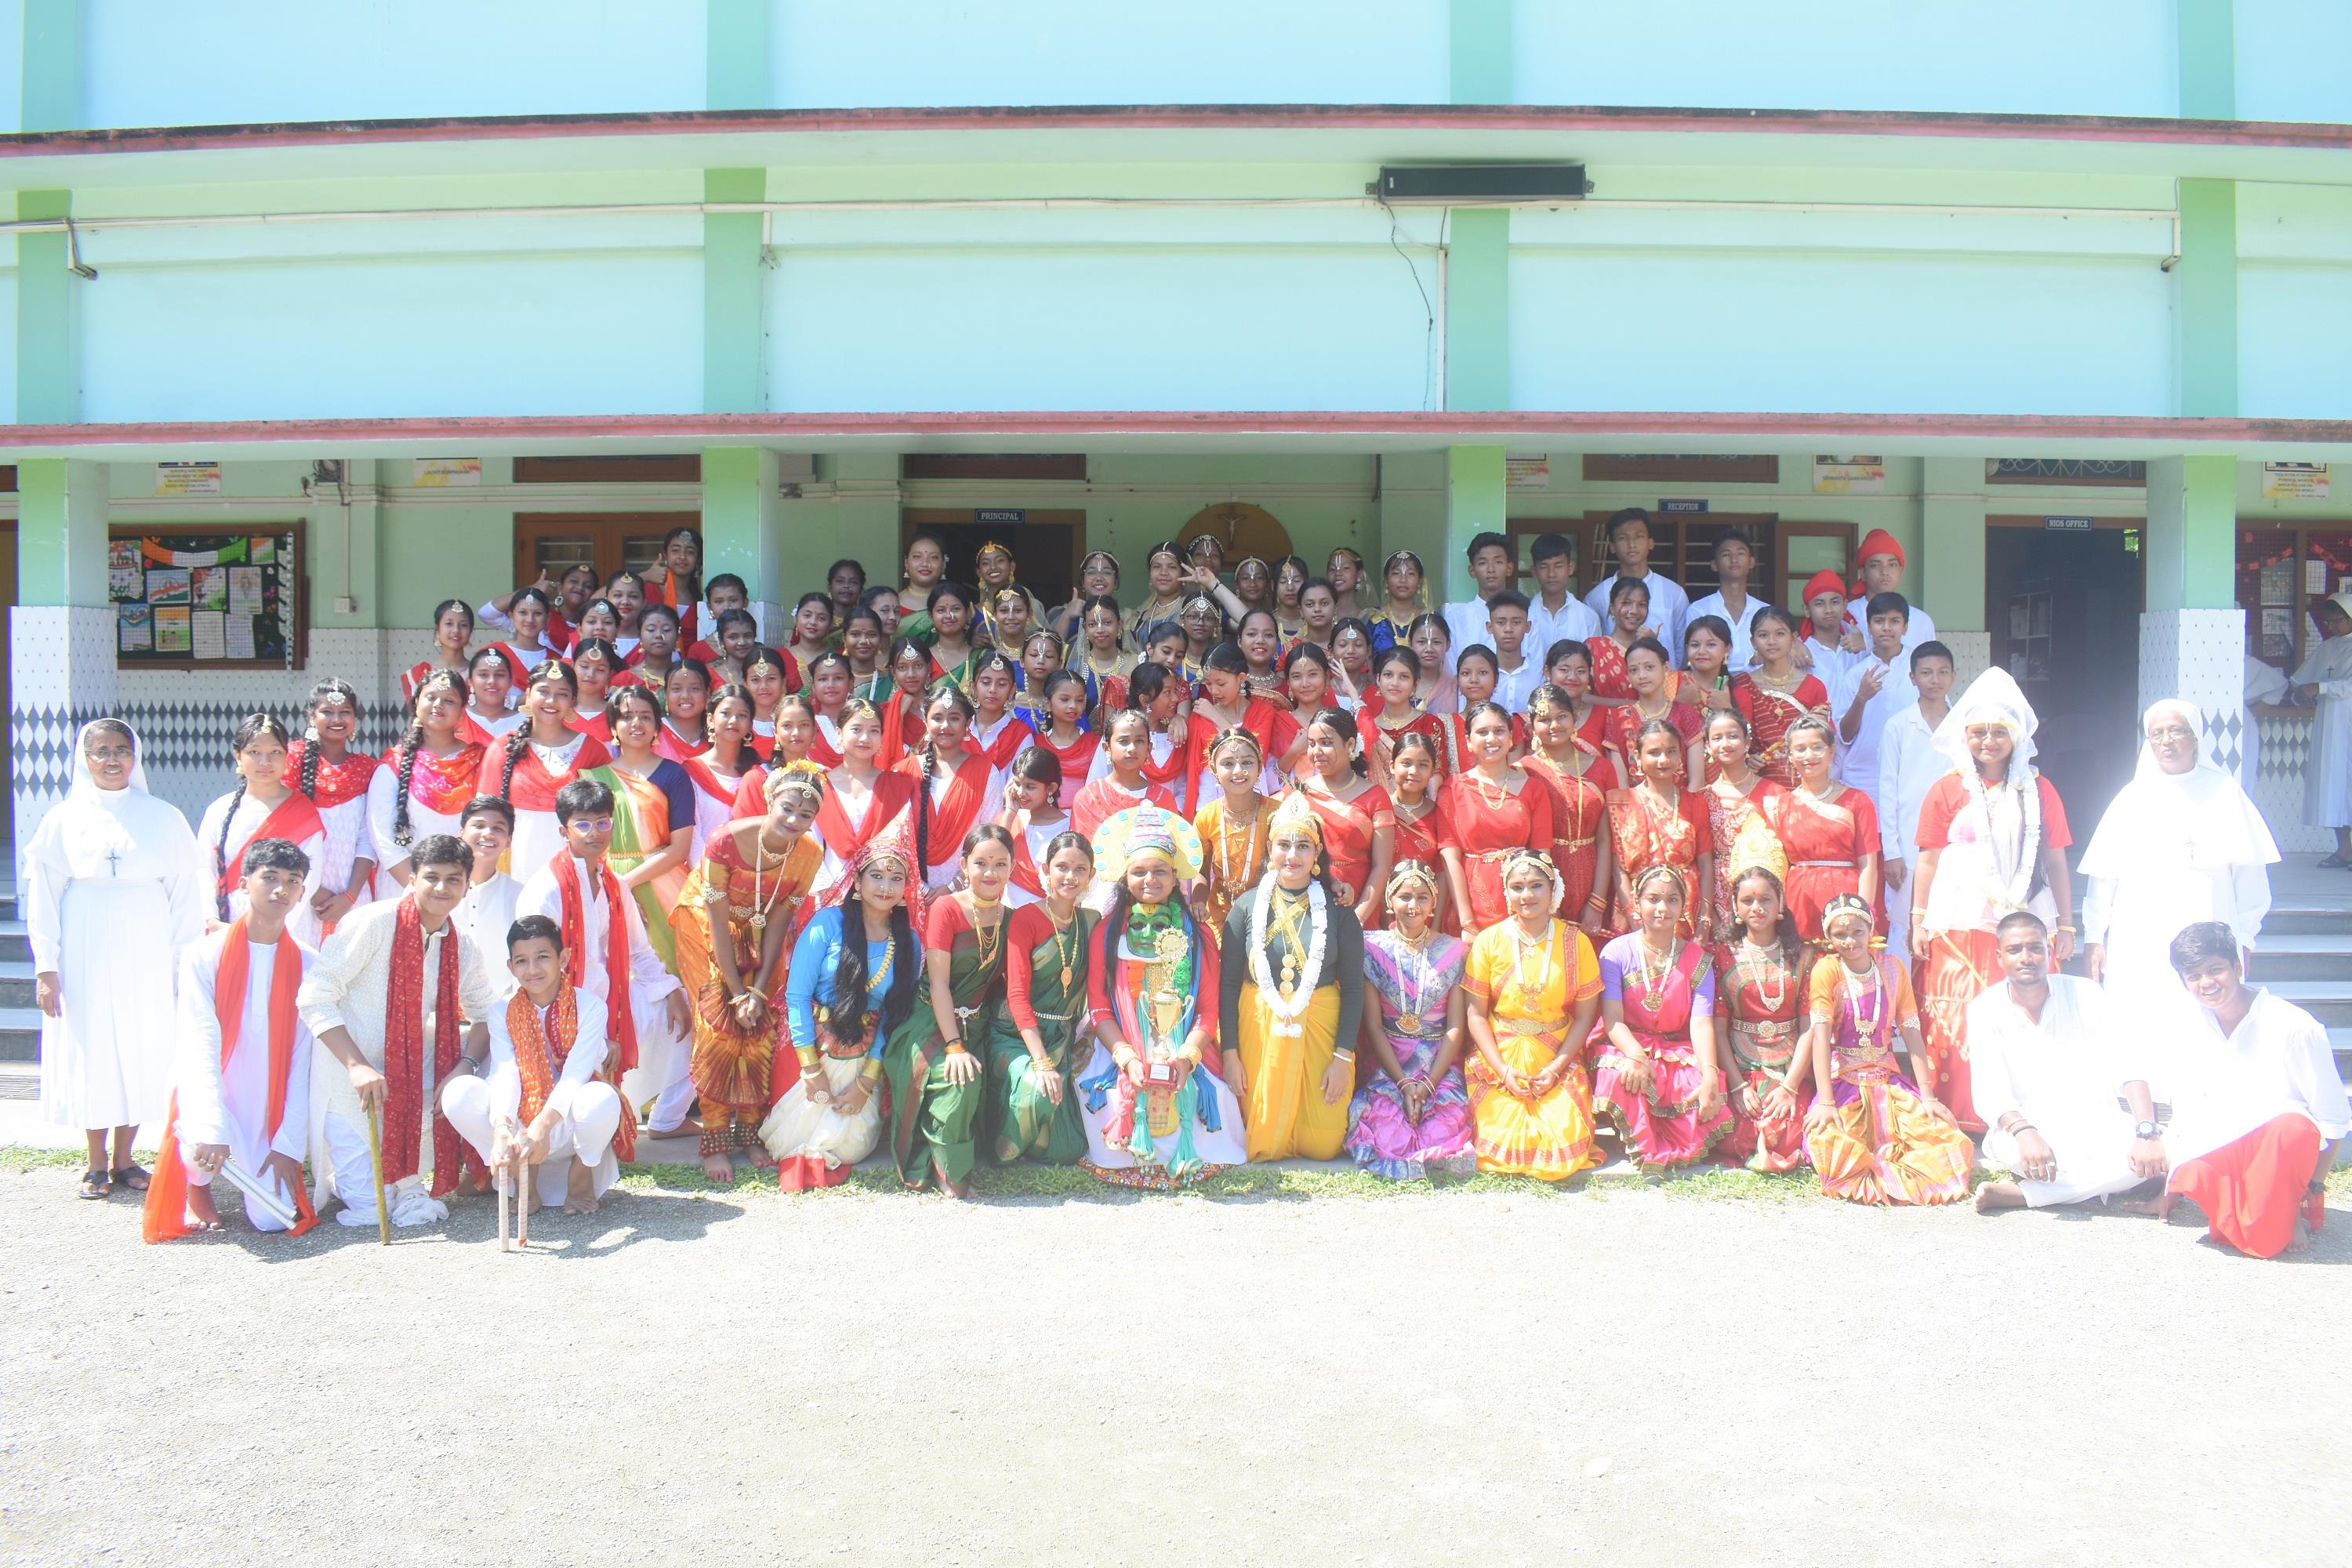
xmin=1343 ymin=930 xmax=1476 ymax=1180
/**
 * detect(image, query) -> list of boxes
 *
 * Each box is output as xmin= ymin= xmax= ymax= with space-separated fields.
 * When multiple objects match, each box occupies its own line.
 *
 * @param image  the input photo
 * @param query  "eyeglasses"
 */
xmin=2147 ymin=725 xmax=2196 ymax=743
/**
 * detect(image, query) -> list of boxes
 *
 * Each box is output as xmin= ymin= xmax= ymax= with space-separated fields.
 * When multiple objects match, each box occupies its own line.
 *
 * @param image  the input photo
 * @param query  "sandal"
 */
xmin=110 ymin=1163 xmax=151 ymax=1192
xmin=78 ymin=1169 xmax=111 ymax=1200
xmin=2319 ymin=853 xmax=2350 ymax=869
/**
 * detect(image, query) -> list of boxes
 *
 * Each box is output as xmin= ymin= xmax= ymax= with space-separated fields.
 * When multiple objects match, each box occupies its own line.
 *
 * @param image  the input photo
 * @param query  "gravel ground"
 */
xmin=2 ymin=1167 xmax=2347 ymax=1568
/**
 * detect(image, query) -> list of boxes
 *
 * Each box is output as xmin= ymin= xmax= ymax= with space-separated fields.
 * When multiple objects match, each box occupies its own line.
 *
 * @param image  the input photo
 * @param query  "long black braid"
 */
xmin=216 ymin=713 xmax=292 ymax=920
xmin=913 ymin=681 xmax=978 ymax=880
xmin=499 ymin=659 xmax=578 ymax=799
xmin=394 ymin=669 xmax=468 ymax=848
xmin=295 ymin=677 xmax=360 ymax=799
xmin=829 ymin=887 xmax=920 ymax=1038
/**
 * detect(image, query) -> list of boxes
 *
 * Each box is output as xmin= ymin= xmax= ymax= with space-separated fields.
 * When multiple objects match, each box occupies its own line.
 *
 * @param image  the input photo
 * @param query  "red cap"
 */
xmin=1802 ymin=569 xmax=1848 ymax=605
xmin=1855 ymin=528 xmax=1905 ymax=571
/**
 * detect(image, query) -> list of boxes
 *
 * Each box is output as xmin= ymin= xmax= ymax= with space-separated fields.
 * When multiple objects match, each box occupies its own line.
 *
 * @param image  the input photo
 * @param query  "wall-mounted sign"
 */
xmin=2263 ymin=463 xmax=2329 ymax=500
xmin=154 ymin=461 xmax=221 ymax=496
xmin=975 ymin=508 xmax=1027 ymax=524
xmin=1505 ymin=455 xmax=1551 ymax=489
xmin=412 ymin=457 xmax=483 ymax=488
xmin=2043 ymin=515 xmax=2095 ymax=532
xmin=1813 ymin=455 xmax=1886 ymax=494
xmin=1657 ymin=498 xmax=1708 ymax=514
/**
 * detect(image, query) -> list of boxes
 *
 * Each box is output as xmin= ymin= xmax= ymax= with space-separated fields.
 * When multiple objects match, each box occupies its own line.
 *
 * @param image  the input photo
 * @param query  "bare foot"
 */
xmin=185 ymin=1183 xmax=223 ymax=1232
xmin=564 ymin=1158 xmax=598 ymax=1215
xmin=702 ymin=1152 xmax=735 ymax=1185
xmin=1974 ymin=1181 xmax=2025 ymax=1214
xmin=2116 ymin=1195 xmax=2171 ymax=1217
xmin=748 ymin=1145 xmax=776 ymax=1171
xmin=2286 ymin=1216 xmax=2314 ymax=1254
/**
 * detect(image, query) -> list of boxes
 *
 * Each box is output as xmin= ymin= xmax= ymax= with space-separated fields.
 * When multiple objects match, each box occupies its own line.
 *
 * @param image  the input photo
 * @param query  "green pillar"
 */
xmin=2145 ymin=455 xmax=2237 ymax=612
xmin=1445 ymin=209 xmax=1509 ymax=416
xmin=706 ymin=0 xmax=771 ymax=111
xmin=818 ymin=452 xmax=903 ymax=597
xmin=1443 ymin=446 xmax=1507 ymax=604
xmin=16 ymin=190 xmax=80 ymax=425
xmin=1918 ymin=457 xmax=1988 ymax=634
xmin=2177 ymin=180 xmax=2238 ymax=419
xmin=1449 ymin=0 xmax=1511 ymax=103
xmin=2177 ymin=0 xmax=2235 ymax=119
xmin=703 ymin=446 xmax=783 ymax=637
xmin=703 ymin=169 xmax=767 ymax=415
xmin=21 ymin=0 xmax=82 ymax=131
xmin=16 ymin=459 xmax=107 ymax=608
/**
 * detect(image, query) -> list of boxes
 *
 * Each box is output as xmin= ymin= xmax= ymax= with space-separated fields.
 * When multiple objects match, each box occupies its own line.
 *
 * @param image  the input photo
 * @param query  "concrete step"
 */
xmin=0 ymin=1005 xmax=41 ymax=1063
xmin=2263 ymin=903 xmax=2352 ymax=937
xmin=0 ymin=920 xmax=28 ymax=967
xmin=2256 ymin=980 xmax=2352 ymax=1029
xmin=0 ymin=1059 xmax=34 ymax=1100
xmin=0 ymin=959 xmax=32 ymax=1009
xmin=2247 ymin=935 xmax=2352 ymax=981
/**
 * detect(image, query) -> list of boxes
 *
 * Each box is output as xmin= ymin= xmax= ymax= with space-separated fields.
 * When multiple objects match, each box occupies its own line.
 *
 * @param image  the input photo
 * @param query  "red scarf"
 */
xmin=899 ymin=750 xmax=997 ymax=869
xmin=554 ymin=853 xmax=638 ymax=1163
xmin=144 ymin=921 xmax=319 ymax=1242
xmin=215 ymin=792 xmax=325 ymax=905
xmin=968 ymin=713 xmax=1036 ymax=771
xmin=811 ymin=768 xmax=915 ymax=866
xmin=478 ymin=731 xmax=612 ymax=811
xmin=383 ymin=896 xmax=466 ymax=1194
xmin=681 ymin=752 xmax=748 ymax=811
xmin=1134 ymin=718 xmax=1203 ymax=813
xmin=383 ymin=741 xmax=486 ymax=820
xmin=285 ymin=739 xmax=379 ymax=809
xmin=656 ymin=722 xmax=709 ymax=763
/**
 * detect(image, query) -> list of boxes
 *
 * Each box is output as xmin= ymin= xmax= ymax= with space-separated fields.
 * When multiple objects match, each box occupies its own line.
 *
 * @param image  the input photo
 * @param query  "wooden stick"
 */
xmin=364 ymin=1102 xmax=390 ymax=1246
xmin=515 ymin=1150 xmax=530 ymax=1250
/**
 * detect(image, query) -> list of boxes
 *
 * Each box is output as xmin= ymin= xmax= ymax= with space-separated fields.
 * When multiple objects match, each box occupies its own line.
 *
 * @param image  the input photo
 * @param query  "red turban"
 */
xmin=1802 ymin=569 xmax=1848 ymax=605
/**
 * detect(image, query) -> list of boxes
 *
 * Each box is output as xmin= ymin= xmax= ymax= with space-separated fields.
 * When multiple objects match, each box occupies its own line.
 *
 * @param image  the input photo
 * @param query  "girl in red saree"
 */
xmin=1590 ymin=576 xmax=1650 ymax=704
xmin=898 ymin=682 xmax=999 ymax=900
xmin=1439 ymin=702 xmax=1552 ymax=942
xmin=1192 ymin=644 xmax=1301 ymax=800
xmin=1713 ymin=863 xmax=1814 ymax=1172
xmin=1542 ymin=639 xmax=1615 ymax=761
xmin=1606 ymin=718 xmax=1715 ymax=942
xmin=1700 ymin=706 xmax=1787 ymax=944
xmin=1523 ymin=682 xmax=1613 ymax=935
xmin=1288 ymin=707 xmax=1395 ymax=929
xmin=1762 ymin=713 xmax=1882 ymax=945
xmin=480 ymin=659 xmax=611 ymax=883
xmin=1601 ymin=637 xmax=1704 ymax=789
xmin=1439 ymin=648 xmax=1526 ymax=772
xmin=1385 ymin=731 xmax=1456 ymax=935
xmin=1359 ymin=646 xmax=1447 ymax=793
xmin=1730 ymin=605 xmax=1830 ymax=786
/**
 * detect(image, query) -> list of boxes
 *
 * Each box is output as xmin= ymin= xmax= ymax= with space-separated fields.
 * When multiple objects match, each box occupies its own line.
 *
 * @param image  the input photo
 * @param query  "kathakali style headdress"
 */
xmin=1093 ymin=804 xmax=1203 ymax=884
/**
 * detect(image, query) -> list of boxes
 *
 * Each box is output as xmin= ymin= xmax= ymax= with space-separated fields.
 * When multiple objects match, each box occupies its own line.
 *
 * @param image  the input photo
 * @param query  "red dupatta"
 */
xmin=214 ymin=792 xmax=325 ymax=905
xmin=382 ymin=741 xmax=487 ymax=819
xmin=655 ymin=722 xmax=708 ymax=763
xmin=898 ymin=749 xmax=998 ymax=870
xmin=967 ymin=712 xmax=1036 ymax=771
xmin=286 ymin=740 xmax=380 ymax=809
xmin=554 ymin=852 xmax=638 ymax=1163
xmin=143 ymin=920 xmax=320 ymax=1242
xmin=477 ymin=731 xmax=613 ymax=811
xmin=383 ymin=895 xmax=466 ymax=1193
xmin=811 ymin=768 xmax=917 ymax=873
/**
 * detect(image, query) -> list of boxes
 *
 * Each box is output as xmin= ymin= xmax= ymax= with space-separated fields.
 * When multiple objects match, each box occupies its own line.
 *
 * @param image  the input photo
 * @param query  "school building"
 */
xmin=4 ymin=2 xmax=2350 ymax=853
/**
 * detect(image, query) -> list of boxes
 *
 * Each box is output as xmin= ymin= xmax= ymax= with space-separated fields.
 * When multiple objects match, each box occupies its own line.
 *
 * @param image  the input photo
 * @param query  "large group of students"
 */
xmin=27 ymin=512 xmax=2348 ymax=1256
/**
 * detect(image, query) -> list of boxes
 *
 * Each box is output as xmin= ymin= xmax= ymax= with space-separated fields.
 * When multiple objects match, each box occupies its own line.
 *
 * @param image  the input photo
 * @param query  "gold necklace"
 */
xmin=1738 ymin=936 xmax=1789 ymax=1012
xmin=1217 ymin=799 xmax=1261 ymax=884
xmin=1467 ymin=767 xmax=1513 ymax=808
xmin=970 ymin=895 xmax=1004 ymax=968
xmin=1508 ymin=920 xmax=1555 ymax=1008
xmin=1269 ymin=888 xmax=1312 ymax=991
xmin=1047 ymin=906 xmax=1080 ymax=992
xmin=1637 ymin=933 xmax=1680 ymax=1001
xmin=1752 ymin=666 xmax=1802 ymax=693
xmin=744 ymin=828 xmax=773 ymax=931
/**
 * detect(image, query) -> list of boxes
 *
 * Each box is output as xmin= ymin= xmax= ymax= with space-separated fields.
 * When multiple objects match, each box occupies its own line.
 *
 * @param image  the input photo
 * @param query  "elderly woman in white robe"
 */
xmin=2082 ymin=699 xmax=2278 ymax=1033
xmin=27 ymin=720 xmax=210 ymax=1199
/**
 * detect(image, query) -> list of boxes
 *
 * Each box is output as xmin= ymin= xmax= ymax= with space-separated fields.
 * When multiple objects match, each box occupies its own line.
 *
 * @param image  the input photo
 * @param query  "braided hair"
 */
xmin=296 ymin=677 xmax=361 ymax=798
xmin=499 ymin=659 xmax=579 ymax=799
xmin=216 ymin=712 xmax=293 ymax=919
xmin=392 ymin=668 xmax=468 ymax=848
xmin=913 ymin=681 xmax=978 ymax=878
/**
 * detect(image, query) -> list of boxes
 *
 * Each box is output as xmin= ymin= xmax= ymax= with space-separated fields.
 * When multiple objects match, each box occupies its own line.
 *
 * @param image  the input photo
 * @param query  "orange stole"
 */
xmin=508 ymin=987 xmax=579 ymax=1127
xmin=143 ymin=922 xmax=320 ymax=1242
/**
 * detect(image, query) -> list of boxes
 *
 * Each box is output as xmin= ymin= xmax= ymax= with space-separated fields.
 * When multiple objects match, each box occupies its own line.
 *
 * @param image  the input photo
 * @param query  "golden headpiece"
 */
xmin=1632 ymin=862 xmax=1691 ymax=902
xmin=764 ymin=758 xmax=829 ymax=808
xmin=1821 ymin=892 xmax=1876 ymax=936
xmin=1268 ymin=789 xmax=1326 ymax=848
xmin=1093 ymin=804 xmax=1203 ymax=883
xmin=1503 ymin=848 xmax=1568 ymax=910
xmin=1727 ymin=813 xmax=1787 ymax=884
xmin=1385 ymin=859 xmax=1441 ymax=900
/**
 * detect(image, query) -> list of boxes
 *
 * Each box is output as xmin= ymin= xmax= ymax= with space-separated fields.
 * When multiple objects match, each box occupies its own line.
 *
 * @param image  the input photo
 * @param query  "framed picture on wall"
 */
xmin=109 ymin=523 xmax=307 ymax=670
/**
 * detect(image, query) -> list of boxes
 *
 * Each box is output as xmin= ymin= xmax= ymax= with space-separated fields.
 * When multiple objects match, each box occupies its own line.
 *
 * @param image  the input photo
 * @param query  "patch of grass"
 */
xmin=0 ymin=1145 xmax=90 ymax=1172
xmin=1651 ymin=1165 xmax=1819 ymax=1203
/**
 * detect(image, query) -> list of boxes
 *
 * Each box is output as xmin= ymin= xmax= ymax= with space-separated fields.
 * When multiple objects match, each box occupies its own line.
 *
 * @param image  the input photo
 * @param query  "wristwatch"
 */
xmin=2134 ymin=1120 xmax=2162 ymax=1141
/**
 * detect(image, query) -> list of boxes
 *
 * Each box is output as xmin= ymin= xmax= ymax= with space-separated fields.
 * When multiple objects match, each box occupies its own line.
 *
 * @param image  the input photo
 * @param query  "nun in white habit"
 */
xmin=27 ymin=720 xmax=210 ymax=1196
xmin=2081 ymin=699 xmax=2278 ymax=1029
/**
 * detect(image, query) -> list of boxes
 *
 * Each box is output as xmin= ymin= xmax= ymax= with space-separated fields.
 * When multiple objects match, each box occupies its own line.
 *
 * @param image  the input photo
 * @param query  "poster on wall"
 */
xmin=1813 ymin=455 xmax=1886 ymax=494
xmin=108 ymin=529 xmax=304 ymax=667
xmin=412 ymin=457 xmax=483 ymax=488
xmin=1504 ymin=455 xmax=1551 ymax=489
xmin=154 ymin=461 xmax=222 ymax=496
xmin=2263 ymin=463 xmax=2329 ymax=500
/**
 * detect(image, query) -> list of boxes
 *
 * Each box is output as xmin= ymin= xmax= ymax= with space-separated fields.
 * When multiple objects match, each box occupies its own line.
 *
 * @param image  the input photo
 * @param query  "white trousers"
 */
xmin=321 ymin=1109 xmax=450 ymax=1228
xmin=1983 ymin=1105 xmax=2147 ymax=1207
xmin=441 ymin=1072 xmax=622 ymax=1206
xmin=176 ymin=1145 xmax=300 ymax=1233
xmin=612 ymin=990 xmax=694 ymax=1134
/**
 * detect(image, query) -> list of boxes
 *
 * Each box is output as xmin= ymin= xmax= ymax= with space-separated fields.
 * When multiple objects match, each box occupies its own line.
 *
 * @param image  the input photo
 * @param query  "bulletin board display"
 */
xmin=107 ymin=524 xmax=307 ymax=669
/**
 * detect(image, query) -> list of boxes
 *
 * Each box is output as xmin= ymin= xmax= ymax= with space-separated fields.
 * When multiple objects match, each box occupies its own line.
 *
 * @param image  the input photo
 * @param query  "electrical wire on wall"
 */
xmin=1377 ymin=194 xmax=1439 ymax=412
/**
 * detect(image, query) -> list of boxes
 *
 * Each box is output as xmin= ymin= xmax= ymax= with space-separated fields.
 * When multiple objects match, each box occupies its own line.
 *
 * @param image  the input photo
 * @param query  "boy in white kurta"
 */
xmin=441 ymin=914 xmax=622 ymax=1215
xmin=1872 ymin=641 xmax=1955 ymax=966
xmin=298 ymin=833 xmax=498 ymax=1226
xmin=515 ymin=779 xmax=692 ymax=1142
xmin=1969 ymin=913 xmax=2164 ymax=1214
xmin=145 ymin=838 xmax=319 ymax=1240
xmin=449 ymin=796 xmax=523 ymax=998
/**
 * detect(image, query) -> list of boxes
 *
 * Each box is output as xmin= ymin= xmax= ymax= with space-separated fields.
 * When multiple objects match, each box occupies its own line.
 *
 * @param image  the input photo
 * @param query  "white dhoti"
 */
xmin=614 ymin=988 xmax=695 ymax=1135
xmin=760 ymin=1058 xmax=884 ymax=1175
xmin=1980 ymin=1103 xmax=2146 ymax=1207
xmin=441 ymin=1071 xmax=622 ymax=1207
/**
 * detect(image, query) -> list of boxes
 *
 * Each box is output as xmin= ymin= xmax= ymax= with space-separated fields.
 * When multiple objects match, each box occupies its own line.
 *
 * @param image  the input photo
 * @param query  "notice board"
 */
xmin=109 ymin=524 xmax=306 ymax=669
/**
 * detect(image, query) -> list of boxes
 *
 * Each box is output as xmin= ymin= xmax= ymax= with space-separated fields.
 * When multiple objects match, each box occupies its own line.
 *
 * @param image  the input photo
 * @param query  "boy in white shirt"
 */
xmin=1830 ymin=591 xmax=1919 ymax=799
xmin=1873 ymin=641 xmax=1956 ymax=964
xmin=441 ymin=913 xmax=622 ymax=1216
xmin=1485 ymin=591 xmax=1544 ymax=713
xmin=1686 ymin=528 xmax=1767 ymax=672
xmin=1524 ymin=533 xmax=1602 ymax=655
xmin=1581 ymin=508 xmax=1690 ymax=661
xmin=450 ymin=796 xmax=522 ymax=995
xmin=1441 ymin=532 xmax=1519 ymax=674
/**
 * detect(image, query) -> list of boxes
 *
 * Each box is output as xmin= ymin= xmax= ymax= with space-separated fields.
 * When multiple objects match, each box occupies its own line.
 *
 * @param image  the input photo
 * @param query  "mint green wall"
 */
xmin=2239 ymin=183 xmax=2352 ymax=419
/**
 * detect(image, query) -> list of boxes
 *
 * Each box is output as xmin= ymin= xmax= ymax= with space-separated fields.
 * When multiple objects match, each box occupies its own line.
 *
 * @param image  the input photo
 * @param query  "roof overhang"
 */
xmin=3 ymin=105 xmax=2349 ymax=192
xmin=6 ymin=410 xmax=2351 ymax=464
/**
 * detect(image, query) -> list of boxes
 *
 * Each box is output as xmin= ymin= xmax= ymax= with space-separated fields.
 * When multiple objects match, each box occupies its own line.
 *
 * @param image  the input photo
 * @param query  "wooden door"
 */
xmin=1772 ymin=522 xmax=1859 ymax=615
xmin=514 ymin=513 xmax=697 ymax=590
xmin=901 ymin=508 xmax=1087 ymax=609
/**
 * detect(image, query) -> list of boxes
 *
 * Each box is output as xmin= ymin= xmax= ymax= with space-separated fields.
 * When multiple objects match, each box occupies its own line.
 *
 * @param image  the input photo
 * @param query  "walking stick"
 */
xmin=365 ymin=1101 xmax=390 ymax=1245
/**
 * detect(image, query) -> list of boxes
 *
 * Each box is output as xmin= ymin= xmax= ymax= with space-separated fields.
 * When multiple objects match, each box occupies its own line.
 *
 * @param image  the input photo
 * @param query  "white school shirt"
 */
xmin=1966 ymin=975 xmax=2136 ymax=1135
xmin=1874 ymin=704 xmax=1947 ymax=866
xmin=174 ymin=930 xmax=314 ymax=1173
xmin=1827 ymin=652 xmax=1918 ymax=796
xmin=1492 ymin=654 xmax=1547 ymax=714
xmin=452 ymin=871 xmax=524 ymax=998
xmin=1525 ymin=592 xmax=1603 ymax=662
xmin=1441 ymin=597 xmax=1499 ymax=673
xmin=1581 ymin=572 xmax=1691 ymax=666
xmin=2152 ymin=989 xmax=2350 ymax=1167
xmin=1686 ymin=589 xmax=1770 ymax=671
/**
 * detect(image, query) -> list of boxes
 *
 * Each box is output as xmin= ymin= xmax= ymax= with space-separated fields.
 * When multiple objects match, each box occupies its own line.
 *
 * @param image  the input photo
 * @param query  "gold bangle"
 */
xmin=794 ymin=1046 xmax=821 ymax=1071
xmin=944 ymin=1040 xmax=969 ymax=1056
xmin=858 ymin=1061 xmax=883 ymax=1085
